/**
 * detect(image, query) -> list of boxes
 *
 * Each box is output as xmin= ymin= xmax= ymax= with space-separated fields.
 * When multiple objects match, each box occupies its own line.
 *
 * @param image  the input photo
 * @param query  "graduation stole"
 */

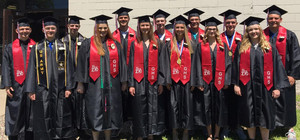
xmin=12 ymin=39 xmax=35 ymax=84
xmin=220 ymin=31 xmax=242 ymax=60
xmin=170 ymin=39 xmax=191 ymax=85
xmin=201 ymin=42 xmax=225 ymax=91
xmin=239 ymin=46 xmax=273 ymax=91
xmin=36 ymin=40 xmax=66 ymax=89
xmin=113 ymin=27 xmax=136 ymax=65
xmin=154 ymin=29 xmax=172 ymax=42
xmin=62 ymin=34 xmax=84 ymax=67
xmin=264 ymin=26 xmax=287 ymax=67
xmin=133 ymin=40 xmax=158 ymax=85
xmin=188 ymin=28 xmax=205 ymax=43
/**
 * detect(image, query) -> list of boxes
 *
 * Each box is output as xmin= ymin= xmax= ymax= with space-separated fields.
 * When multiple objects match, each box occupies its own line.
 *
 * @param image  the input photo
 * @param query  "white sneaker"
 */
xmin=286 ymin=129 xmax=297 ymax=140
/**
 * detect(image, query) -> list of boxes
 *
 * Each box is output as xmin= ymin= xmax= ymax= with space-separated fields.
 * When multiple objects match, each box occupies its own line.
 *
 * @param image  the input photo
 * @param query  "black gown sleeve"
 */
xmin=287 ymin=30 xmax=300 ymax=79
xmin=165 ymin=41 xmax=172 ymax=85
xmin=24 ymin=45 xmax=37 ymax=93
xmin=128 ymin=41 xmax=135 ymax=87
xmin=191 ymin=42 xmax=202 ymax=87
xmin=66 ymin=46 xmax=75 ymax=90
xmin=224 ymin=43 xmax=232 ymax=86
xmin=231 ymin=44 xmax=240 ymax=86
xmin=1 ymin=44 xmax=12 ymax=88
xmin=75 ymin=39 xmax=90 ymax=83
xmin=116 ymin=41 xmax=127 ymax=83
xmin=272 ymin=47 xmax=290 ymax=90
xmin=158 ymin=41 xmax=166 ymax=86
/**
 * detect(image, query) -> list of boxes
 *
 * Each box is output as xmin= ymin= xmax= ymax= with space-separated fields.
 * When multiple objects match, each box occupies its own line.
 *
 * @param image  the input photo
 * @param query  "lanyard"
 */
xmin=225 ymin=31 xmax=236 ymax=49
xmin=177 ymin=39 xmax=184 ymax=56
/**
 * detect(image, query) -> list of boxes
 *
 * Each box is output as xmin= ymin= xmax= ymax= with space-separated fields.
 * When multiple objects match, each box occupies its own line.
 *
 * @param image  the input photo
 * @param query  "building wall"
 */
xmin=69 ymin=0 xmax=300 ymax=39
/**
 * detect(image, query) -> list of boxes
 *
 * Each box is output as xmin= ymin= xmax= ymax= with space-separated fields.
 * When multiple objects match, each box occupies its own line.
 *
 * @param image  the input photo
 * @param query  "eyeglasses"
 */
xmin=207 ymin=28 xmax=216 ymax=31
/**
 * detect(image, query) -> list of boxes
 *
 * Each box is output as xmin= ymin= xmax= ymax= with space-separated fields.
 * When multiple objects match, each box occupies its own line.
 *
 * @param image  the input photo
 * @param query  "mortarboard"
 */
xmin=219 ymin=9 xmax=241 ymax=20
xmin=42 ymin=16 xmax=59 ymax=26
xmin=68 ymin=15 xmax=85 ymax=24
xmin=16 ymin=17 xmax=31 ymax=27
xmin=169 ymin=15 xmax=191 ymax=25
xmin=112 ymin=7 xmax=133 ymax=16
xmin=200 ymin=17 xmax=222 ymax=27
xmin=263 ymin=5 xmax=287 ymax=16
xmin=184 ymin=8 xmax=204 ymax=18
xmin=152 ymin=9 xmax=170 ymax=19
xmin=90 ymin=15 xmax=112 ymax=24
xmin=240 ymin=16 xmax=264 ymax=26
xmin=134 ymin=15 xmax=151 ymax=23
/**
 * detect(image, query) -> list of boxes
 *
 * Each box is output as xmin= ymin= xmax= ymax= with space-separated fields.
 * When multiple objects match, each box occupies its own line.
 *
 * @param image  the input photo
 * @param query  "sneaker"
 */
xmin=286 ymin=129 xmax=296 ymax=140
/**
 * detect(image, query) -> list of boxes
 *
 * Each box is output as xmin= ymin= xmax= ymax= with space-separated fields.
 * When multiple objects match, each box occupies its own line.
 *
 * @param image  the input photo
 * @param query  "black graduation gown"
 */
xmin=128 ymin=40 xmax=166 ymax=137
xmin=1 ymin=40 xmax=33 ymax=136
xmin=24 ymin=39 xmax=76 ymax=139
xmin=232 ymin=44 xmax=290 ymax=130
xmin=75 ymin=38 xmax=127 ymax=132
xmin=62 ymin=33 xmax=89 ymax=130
xmin=267 ymin=29 xmax=300 ymax=127
xmin=164 ymin=41 xmax=200 ymax=130
xmin=193 ymin=43 xmax=231 ymax=127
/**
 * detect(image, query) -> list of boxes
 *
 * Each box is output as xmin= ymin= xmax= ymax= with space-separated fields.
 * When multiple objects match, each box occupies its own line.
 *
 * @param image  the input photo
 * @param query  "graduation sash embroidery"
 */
xmin=220 ymin=31 xmax=242 ymax=60
xmin=188 ymin=28 xmax=204 ymax=43
xmin=201 ymin=42 xmax=226 ymax=91
xmin=89 ymin=36 xmax=101 ymax=81
xmin=133 ymin=40 xmax=158 ymax=85
xmin=113 ymin=27 xmax=136 ymax=65
xmin=154 ymin=29 xmax=172 ymax=42
xmin=239 ymin=46 xmax=273 ymax=91
xmin=12 ymin=39 xmax=35 ymax=84
xmin=170 ymin=40 xmax=191 ymax=85
xmin=107 ymin=38 xmax=119 ymax=78
xmin=264 ymin=26 xmax=287 ymax=67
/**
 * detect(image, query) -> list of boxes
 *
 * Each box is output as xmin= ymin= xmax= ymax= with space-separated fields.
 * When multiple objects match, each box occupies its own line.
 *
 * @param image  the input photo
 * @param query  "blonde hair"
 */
xmin=239 ymin=25 xmax=270 ymax=54
xmin=202 ymin=26 xmax=223 ymax=45
xmin=136 ymin=22 xmax=157 ymax=45
xmin=171 ymin=24 xmax=193 ymax=54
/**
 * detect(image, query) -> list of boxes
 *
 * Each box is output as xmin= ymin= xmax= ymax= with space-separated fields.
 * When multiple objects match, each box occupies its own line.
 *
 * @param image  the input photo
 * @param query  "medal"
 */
xmin=177 ymin=58 xmax=181 ymax=65
xmin=111 ymin=44 xmax=115 ymax=49
xmin=229 ymin=51 xmax=232 ymax=56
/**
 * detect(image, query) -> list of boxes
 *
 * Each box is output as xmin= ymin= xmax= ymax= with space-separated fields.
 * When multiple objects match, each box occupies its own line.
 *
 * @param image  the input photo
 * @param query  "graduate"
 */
xmin=184 ymin=8 xmax=205 ymax=44
xmin=75 ymin=14 xmax=127 ymax=140
xmin=195 ymin=17 xmax=231 ymax=140
xmin=24 ymin=16 xmax=77 ymax=140
xmin=165 ymin=15 xmax=200 ymax=140
xmin=61 ymin=15 xmax=92 ymax=140
xmin=128 ymin=15 xmax=166 ymax=140
xmin=232 ymin=16 xmax=290 ymax=140
xmin=152 ymin=9 xmax=172 ymax=42
xmin=1 ymin=17 xmax=35 ymax=140
xmin=263 ymin=5 xmax=300 ymax=139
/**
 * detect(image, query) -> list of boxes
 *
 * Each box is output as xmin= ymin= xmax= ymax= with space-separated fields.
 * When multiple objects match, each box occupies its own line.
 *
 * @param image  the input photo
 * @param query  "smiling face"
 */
xmin=155 ymin=17 xmax=166 ymax=30
xmin=175 ymin=23 xmax=185 ymax=37
xmin=97 ymin=23 xmax=108 ymax=38
xmin=118 ymin=15 xmax=129 ymax=27
xmin=43 ymin=25 xmax=57 ymax=40
xmin=139 ymin=22 xmax=151 ymax=34
xmin=189 ymin=16 xmax=200 ymax=29
xmin=225 ymin=18 xmax=237 ymax=33
xmin=206 ymin=26 xmax=217 ymax=38
xmin=247 ymin=24 xmax=261 ymax=40
xmin=16 ymin=26 xmax=32 ymax=41
xmin=267 ymin=14 xmax=282 ymax=29
xmin=68 ymin=24 xmax=80 ymax=35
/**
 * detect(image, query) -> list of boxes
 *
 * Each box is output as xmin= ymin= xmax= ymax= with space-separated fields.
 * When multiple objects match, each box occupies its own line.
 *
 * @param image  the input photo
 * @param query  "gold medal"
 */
xmin=177 ymin=58 xmax=181 ymax=65
xmin=229 ymin=51 xmax=232 ymax=56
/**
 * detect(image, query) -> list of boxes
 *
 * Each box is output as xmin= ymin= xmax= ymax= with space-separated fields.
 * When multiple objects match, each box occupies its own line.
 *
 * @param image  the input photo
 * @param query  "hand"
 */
xmin=28 ymin=93 xmax=36 ymax=101
xmin=129 ymin=87 xmax=135 ymax=96
xmin=198 ymin=86 xmax=204 ymax=91
xmin=5 ymin=87 xmax=14 ymax=98
xmin=272 ymin=89 xmax=280 ymax=98
xmin=234 ymin=85 xmax=241 ymax=96
xmin=166 ymin=84 xmax=171 ymax=91
xmin=288 ymin=76 xmax=295 ymax=86
xmin=190 ymin=86 xmax=195 ymax=91
xmin=121 ymin=82 xmax=127 ymax=92
xmin=158 ymin=85 xmax=163 ymax=95
xmin=76 ymin=82 xmax=84 ymax=94
xmin=223 ymin=85 xmax=229 ymax=89
xmin=65 ymin=90 xmax=72 ymax=98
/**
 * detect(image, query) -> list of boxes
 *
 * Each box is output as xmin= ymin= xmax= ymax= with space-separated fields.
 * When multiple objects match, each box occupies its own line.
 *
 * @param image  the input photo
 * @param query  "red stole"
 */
xmin=188 ymin=28 xmax=204 ymax=43
xmin=154 ymin=29 xmax=172 ymax=42
xmin=201 ymin=42 xmax=226 ymax=91
xmin=113 ymin=27 xmax=136 ymax=65
xmin=89 ymin=36 xmax=119 ymax=81
xmin=220 ymin=31 xmax=242 ymax=60
xmin=133 ymin=40 xmax=158 ymax=85
xmin=264 ymin=26 xmax=287 ymax=67
xmin=239 ymin=46 xmax=274 ymax=91
xmin=170 ymin=40 xmax=191 ymax=85
xmin=12 ymin=39 xmax=36 ymax=84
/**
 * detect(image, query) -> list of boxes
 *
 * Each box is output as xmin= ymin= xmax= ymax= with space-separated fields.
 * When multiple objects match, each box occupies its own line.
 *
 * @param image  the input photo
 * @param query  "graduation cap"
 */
xmin=169 ymin=15 xmax=191 ymax=25
xmin=42 ymin=16 xmax=59 ymax=26
xmin=263 ymin=5 xmax=287 ymax=16
xmin=68 ymin=15 xmax=85 ymax=24
xmin=183 ymin=8 xmax=204 ymax=18
xmin=240 ymin=16 xmax=264 ymax=26
xmin=90 ymin=15 xmax=112 ymax=24
xmin=152 ymin=9 xmax=170 ymax=19
xmin=112 ymin=7 xmax=133 ymax=16
xmin=200 ymin=17 xmax=222 ymax=27
xmin=133 ymin=15 xmax=151 ymax=23
xmin=16 ymin=17 xmax=31 ymax=27
xmin=219 ymin=9 xmax=241 ymax=20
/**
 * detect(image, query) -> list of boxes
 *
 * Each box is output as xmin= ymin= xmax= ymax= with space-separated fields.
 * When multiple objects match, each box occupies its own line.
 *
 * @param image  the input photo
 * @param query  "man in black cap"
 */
xmin=263 ymin=5 xmax=300 ymax=139
xmin=184 ymin=8 xmax=205 ymax=44
xmin=25 ymin=16 xmax=77 ymax=140
xmin=152 ymin=9 xmax=172 ymax=42
xmin=61 ymin=15 xmax=92 ymax=140
xmin=1 ymin=17 xmax=36 ymax=140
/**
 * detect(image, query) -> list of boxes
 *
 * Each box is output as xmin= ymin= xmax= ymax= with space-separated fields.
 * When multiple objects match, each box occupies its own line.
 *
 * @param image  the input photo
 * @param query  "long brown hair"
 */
xmin=136 ymin=22 xmax=157 ymax=45
xmin=171 ymin=24 xmax=193 ymax=54
xmin=239 ymin=25 xmax=270 ymax=54
xmin=202 ymin=26 xmax=223 ymax=45
xmin=93 ymin=23 xmax=121 ymax=56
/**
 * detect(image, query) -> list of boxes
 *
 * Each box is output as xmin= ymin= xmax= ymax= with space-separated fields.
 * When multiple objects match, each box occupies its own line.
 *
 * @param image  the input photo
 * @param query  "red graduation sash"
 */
xmin=188 ymin=28 xmax=204 ymax=43
xmin=220 ymin=31 xmax=242 ymax=60
xmin=107 ymin=39 xmax=119 ymax=78
xmin=133 ymin=40 xmax=158 ymax=85
xmin=12 ymin=39 xmax=36 ymax=84
xmin=264 ymin=26 xmax=287 ymax=67
xmin=239 ymin=46 xmax=273 ymax=90
xmin=154 ymin=29 xmax=172 ymax=42
xmin=113 ymin=27 xmax=136 ymax=65
xmin=201 ymin=42 xmax=226 ymax=91
xmin=89 ymin=36 xmax=101 ymax=81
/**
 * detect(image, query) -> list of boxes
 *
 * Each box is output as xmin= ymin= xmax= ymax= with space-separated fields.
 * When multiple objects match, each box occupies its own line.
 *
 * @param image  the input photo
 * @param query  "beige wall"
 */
xmin=69 ymin=0 xmax=300 ymax=40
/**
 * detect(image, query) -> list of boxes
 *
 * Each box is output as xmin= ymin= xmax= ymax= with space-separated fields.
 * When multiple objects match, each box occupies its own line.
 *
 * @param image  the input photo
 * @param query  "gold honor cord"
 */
xmin=75 ymin=37 xmax=78 ymax=67
xmin=68 ymin=34 xmax=71 ymax=51
xmin=44 ymin=41 xmax=49 ymax=89
xmin=35 ymin=43 xmax=40 ymax=85
xmin=63 ymin=42 xmax=67 ymax=86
